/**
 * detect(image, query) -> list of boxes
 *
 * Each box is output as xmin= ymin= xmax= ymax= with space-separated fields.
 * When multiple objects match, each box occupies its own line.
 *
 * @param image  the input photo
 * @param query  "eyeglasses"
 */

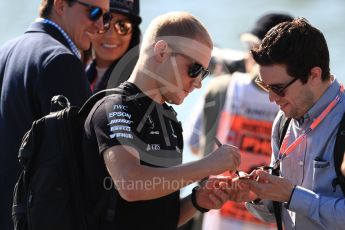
xmin=176 ymin=53 xmax=210 ymax=80
xmin=98 ymin=19 xmax=133 ymax=35
xmin=254 ymin=75 xmax=298 ymax=97
xmin=188 ymin=63 xmax=210 ymax=80
xmin=75 ymin=0 xmax=112 ymax=27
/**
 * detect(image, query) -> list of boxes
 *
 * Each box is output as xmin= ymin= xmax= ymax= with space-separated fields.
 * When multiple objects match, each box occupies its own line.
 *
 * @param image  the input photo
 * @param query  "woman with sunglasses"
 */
xmin=86 ymin=0 xmax=142 ymax=93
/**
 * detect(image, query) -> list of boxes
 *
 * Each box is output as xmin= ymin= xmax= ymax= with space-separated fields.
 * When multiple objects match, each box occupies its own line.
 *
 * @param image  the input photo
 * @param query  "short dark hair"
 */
xmin=39 ymin=0 xmax=76 ymax=18
xmin=128 ymin=24 xmax=141 ymax=51
xmin=251 ymin=18 xmax=330 ymax=83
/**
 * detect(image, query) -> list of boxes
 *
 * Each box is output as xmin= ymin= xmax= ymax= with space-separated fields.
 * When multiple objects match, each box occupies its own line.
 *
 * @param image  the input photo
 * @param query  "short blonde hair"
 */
xmin=141 ymin=12 xmax=213 ymax=54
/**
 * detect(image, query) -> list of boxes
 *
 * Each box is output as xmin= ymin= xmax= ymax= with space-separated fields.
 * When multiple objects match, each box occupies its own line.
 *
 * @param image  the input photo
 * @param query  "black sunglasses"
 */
xmin=254 ymin=76 xmax=298 ymax=97
xmin=98 ymin=19 xmax=133 ymax=35
xmin=176 ymin=53 xmax=210 ymax=80
xmin=75 ymin=0 xmax=112 ymax=26
xmin=188 ymin=62 xmax=210 ymax=80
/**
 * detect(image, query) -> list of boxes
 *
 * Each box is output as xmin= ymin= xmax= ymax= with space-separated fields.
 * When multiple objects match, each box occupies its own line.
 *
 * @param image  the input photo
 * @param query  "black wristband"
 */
xmin=191 ymin=186 xmax=209 ymax=213
xmin=284 ymin=185 xmax=297 ymax=210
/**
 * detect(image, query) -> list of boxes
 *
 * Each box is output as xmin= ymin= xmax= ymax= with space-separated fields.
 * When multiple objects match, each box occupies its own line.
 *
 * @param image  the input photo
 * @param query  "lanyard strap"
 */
xmin=279 ymin=84 xmax=344 ymax=159
xmin=36 ymin=18 xmax=81 ymax=59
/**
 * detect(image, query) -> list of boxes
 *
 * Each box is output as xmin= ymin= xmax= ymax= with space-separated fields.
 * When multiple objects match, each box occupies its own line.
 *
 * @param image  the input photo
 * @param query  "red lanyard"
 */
xmin=279 ymin=84 xmax=344 ymax=160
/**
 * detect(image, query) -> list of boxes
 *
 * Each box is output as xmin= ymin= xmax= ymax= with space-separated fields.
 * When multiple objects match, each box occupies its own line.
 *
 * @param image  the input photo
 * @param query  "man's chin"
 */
xmin=281 ymin=109 xmax=296 ymax=119
xmin=166 ymin=97 xmax=184 ymax=105
xmin=176 ymin=96 xmax=186 ymax=105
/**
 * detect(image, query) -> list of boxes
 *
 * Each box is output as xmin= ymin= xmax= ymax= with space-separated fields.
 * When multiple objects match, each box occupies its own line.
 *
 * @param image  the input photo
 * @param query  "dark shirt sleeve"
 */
xmin=91 ymin=95 xmax=144 ymax=155
xmin=36 ymin=53 xmax=91 ymax=115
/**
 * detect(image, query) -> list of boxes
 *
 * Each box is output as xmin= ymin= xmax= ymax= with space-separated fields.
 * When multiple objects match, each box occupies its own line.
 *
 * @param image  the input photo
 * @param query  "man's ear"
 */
xmin=53 ymin=0 xmax=65 ymax=17
xmin=309 ymin=66 xmax=322 ymax=84
xmin=153 ymin=40 xmax=170 ymax=63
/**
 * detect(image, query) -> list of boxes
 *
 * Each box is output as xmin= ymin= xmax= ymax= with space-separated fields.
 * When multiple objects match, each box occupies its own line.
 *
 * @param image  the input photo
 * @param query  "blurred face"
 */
xmin=258 ymin=64 xmax=315 ymax=118
xmin=62 ymin=0 xmax=110 ymax=51
xmin=160 ymin=42 xmax=212 ymax=105
xmin=92 ymin=13 xmax=133 ymax=67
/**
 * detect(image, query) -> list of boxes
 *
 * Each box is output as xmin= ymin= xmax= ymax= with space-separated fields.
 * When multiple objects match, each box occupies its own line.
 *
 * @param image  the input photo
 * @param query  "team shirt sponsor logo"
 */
xmin=113 ymin=104 xmax=128 ymax=110
xmin=108 ymin=111 xmax=132 ymax=119
xmin=108 ymin=119 xmax=133 ymax=125
xmin=149 ymin=130 xmax=160 ymax=135
xmin=110 ymin=125 xmax=131 ymax=132
xmin=146 ymin=144 xmax=161 ymax=151
xmin=109 ymin=133 xmax=133 ymax=139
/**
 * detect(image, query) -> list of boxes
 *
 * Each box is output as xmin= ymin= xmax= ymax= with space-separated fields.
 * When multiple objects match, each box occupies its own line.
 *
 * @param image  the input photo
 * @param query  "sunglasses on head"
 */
xmin=75 ymin=0 xmax=112 ymax=26
xmin=98 ymin=19 xmax=133 ymax=35
xmin=254 ymin=75 xmax=298 ymax=97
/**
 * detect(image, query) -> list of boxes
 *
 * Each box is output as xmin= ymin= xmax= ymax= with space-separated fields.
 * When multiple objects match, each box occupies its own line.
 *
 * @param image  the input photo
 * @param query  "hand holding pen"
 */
xmin=213 ymin=137 xmax=242 ymax=177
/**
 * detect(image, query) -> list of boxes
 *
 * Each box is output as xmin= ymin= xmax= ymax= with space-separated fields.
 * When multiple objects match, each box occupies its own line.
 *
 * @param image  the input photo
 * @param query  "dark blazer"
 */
xmin=0 ymin=21 xmax=91 ymax=230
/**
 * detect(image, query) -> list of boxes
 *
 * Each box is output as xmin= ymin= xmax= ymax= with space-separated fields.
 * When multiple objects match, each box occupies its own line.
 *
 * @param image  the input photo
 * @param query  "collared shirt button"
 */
xmin=298 ymin=160 xmax=304 ymax=166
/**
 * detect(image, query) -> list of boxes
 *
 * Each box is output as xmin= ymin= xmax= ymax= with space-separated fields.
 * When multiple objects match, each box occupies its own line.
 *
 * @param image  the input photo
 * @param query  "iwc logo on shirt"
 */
xmin=146 ymin=144 xmax=161 ymax=151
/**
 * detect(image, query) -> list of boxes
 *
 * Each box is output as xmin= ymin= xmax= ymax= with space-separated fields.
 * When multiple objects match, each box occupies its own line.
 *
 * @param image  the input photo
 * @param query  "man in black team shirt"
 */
xmin=82 ymin=12 xmax=245 ymax=230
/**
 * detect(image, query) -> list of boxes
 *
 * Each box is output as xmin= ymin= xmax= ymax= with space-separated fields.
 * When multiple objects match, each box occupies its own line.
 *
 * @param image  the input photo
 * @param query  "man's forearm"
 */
xmin=178 ymin=195 xmax=197 ymax=227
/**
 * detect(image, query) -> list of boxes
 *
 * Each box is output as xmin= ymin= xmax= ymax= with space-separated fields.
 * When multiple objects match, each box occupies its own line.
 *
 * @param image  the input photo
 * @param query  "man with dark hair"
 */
xmin=245 ymin=18 xmax=345 ymax=229
xmin=197 ymin=13 xmax=293 ymax=230
xmin=0 ymin=0 xmax=111 ymax=229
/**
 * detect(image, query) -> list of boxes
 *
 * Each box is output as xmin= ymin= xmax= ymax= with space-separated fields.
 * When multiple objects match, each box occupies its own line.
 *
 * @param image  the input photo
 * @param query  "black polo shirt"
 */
xmin=83 ymin=82 xmax=183 ymax=230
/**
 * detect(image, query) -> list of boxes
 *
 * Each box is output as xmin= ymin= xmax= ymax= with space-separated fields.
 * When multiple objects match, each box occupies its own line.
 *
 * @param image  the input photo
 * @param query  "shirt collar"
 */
xmin=35 ymin=18 xmax=81 ymax=59
xmin=120 ymin=82 xmax=174 ymax=112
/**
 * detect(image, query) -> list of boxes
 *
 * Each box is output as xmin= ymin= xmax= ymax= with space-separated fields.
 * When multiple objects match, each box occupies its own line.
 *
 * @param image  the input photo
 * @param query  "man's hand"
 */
xmin=243 ymin=170 xmax=295 ymax=202
xmin=206 ymin=144 xmax=241 ymax=175
xmin=194 ymin=176 xmax=232 ymax=210
xmin=194 ymin=175 xmax=258 ymax=210
xmin=227 ymin=176 xmax=258 ymax=202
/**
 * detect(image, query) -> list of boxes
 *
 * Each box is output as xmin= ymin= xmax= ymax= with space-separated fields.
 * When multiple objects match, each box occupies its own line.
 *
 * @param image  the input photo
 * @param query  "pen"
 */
xmin=213 ymin=137 xmax=240 ymax=177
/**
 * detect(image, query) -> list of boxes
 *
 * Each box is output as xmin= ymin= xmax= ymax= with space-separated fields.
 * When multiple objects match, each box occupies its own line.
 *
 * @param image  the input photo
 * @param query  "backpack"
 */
xmin=12 ymin=89 xmax=123 ymax=230
xmin=273 ymin=112 xmax=345 ymax=229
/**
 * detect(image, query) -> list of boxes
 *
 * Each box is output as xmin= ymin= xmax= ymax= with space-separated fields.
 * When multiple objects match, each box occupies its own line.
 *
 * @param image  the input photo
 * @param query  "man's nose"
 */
xmin=95 ymin=16 xmax=105 ymax=30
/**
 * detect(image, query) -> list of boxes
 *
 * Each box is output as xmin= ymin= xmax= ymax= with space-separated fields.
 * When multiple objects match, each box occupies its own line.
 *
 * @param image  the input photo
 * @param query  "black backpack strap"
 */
xmin=272 ymin=112 xmax=291 ymax=230
xmin=78 ymin=88 xmax=124 ymax=118
xmin=332 ymin=112 xmax=345 ymax=195
xmin=78 ymin=88 xmax=147 ymax=123
xmin=272 ymin=201 xmax=282 ymax=230
xmin=278 ymin=113 xmax=291 ymax=148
